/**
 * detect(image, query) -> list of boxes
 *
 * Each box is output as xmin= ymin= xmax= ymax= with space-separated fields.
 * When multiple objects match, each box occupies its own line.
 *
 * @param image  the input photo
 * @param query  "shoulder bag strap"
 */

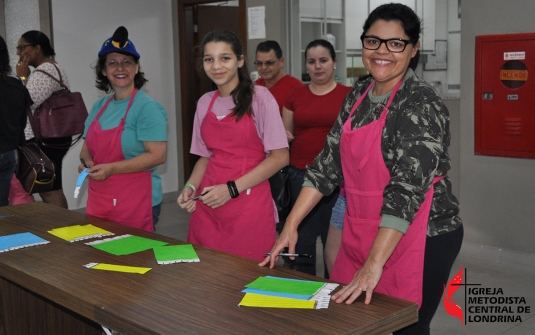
xmin=33 ymin=63 xmax=69 ymax=92
xmin=25 ymin=101 xmax=41 ymax=140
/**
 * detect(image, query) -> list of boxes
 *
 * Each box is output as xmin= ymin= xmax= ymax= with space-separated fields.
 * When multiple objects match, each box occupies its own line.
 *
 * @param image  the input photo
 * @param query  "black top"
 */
xmin=0 ymin=75 xmax=33 ymax=153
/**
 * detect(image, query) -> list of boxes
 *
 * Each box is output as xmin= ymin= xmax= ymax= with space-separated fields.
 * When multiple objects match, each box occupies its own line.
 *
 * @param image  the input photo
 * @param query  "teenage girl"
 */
xmin=178 ymin=29 xmax=289 ymax=262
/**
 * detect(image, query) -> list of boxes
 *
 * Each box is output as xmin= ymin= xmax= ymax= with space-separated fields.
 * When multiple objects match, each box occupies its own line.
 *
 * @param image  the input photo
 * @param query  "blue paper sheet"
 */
xmin=0 ymin=232 xmax=49 ymax=252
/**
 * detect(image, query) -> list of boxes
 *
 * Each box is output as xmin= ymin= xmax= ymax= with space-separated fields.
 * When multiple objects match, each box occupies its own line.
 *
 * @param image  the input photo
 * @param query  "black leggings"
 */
xmin=394 ymin=225 xmax=464 ymax=335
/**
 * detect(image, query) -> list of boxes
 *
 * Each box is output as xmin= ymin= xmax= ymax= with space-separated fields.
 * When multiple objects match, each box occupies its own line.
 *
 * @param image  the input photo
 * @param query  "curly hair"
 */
xmin=94 ymin=53 xmax=148 ymax=93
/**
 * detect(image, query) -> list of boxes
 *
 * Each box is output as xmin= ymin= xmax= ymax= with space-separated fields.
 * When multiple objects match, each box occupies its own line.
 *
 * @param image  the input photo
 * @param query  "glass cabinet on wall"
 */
xmin=288 ymin=0 xmax=346 ymax=84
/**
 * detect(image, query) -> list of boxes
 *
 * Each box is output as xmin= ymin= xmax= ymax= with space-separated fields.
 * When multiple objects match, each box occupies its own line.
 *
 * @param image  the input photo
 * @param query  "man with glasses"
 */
xmin=254 ymin=41 xmax=303 ymax=115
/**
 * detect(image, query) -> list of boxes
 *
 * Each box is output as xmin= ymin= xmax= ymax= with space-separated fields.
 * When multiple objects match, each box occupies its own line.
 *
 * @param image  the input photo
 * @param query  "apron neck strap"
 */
xmin=207 ymin=90 xmax=220 ymax=111
xmin=348 ymin=79 xmax=404 ymax=119
xmin=379 ymin=79 xmax=403 ymax=120
xmin=121 ymin=88 xmax=139 ymax=121
xmin=100 ymin=88 xmax=138 ymax=151
xmin=96 ymin=88 xmax=139 ymax=121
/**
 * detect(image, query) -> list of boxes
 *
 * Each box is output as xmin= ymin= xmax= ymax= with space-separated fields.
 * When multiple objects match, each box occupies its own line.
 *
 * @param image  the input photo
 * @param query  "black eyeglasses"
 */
xmin=361 ymin=36 xmax=412 ymax=53
xmin=16 ymin=44 xmax=33 ymax=52
xmin=253 ymin=59 xmax=279 ymax=67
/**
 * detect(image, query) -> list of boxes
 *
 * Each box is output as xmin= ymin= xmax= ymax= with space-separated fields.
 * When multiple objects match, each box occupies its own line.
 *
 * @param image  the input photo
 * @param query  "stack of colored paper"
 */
xmin=48 ymin=224 xmax=114 ymax=242
xmin=0 ymin=232 xmax=49 ymax=253
xmin=86 ymin=234 xmax=168 ymax=256
xmin=153 ymin=244 xmax=200 ymax=264
xmin=239 ymin=276 xmax=339 ymax=309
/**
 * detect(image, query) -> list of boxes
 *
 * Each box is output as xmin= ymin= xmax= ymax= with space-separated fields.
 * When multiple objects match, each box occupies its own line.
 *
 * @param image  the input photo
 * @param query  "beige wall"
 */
xmin=245 ymin=1 xmax=288 ymax=73
xmin=461 ymin=0 xmax=535 ymax=254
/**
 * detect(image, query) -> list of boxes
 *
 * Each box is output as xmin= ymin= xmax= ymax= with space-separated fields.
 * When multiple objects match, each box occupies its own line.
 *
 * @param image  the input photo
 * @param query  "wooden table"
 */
xmin=0 ymin=202 xmax=417 ymax=334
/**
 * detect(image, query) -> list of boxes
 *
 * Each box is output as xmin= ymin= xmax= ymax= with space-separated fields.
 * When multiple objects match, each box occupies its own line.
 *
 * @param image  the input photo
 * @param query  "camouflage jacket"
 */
xmin=304 ymin=69 xmax=462 ymax=236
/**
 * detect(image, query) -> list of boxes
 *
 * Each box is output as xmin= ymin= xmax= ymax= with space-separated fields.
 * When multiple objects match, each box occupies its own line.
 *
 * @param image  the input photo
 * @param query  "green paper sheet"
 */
xmin=153 ymin=244 xmax=199 ymax=264
xmin=245 ymin=276 xmax=325 ymax=295
xmin=87 ymin=234 xmax=168 ymax=256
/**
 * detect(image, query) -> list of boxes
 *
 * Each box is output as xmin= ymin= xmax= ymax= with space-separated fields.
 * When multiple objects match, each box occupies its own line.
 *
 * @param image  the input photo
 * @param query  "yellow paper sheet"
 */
xmin=48 ymin=224 xmax=112 ymax=241
xmin=91 ymin=263 xmax=151 ymax=274
xmin=239 ymin=293 xmax=316 ymax=309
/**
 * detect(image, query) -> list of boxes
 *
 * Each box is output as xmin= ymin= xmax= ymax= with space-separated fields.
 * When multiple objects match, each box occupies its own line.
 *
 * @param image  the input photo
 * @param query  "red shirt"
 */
xmin=285 ymin=83 xmax=351 ymax=169
xmin=255 ymin=75 xmax=303 ymax=115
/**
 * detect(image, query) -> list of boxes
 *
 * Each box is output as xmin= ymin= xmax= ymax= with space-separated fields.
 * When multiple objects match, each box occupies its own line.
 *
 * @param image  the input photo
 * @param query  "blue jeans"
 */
xmin=0 ymin=150 xmax=17 ymax=207
xmin=287 ymin=165 xmax=339 ymax=277
xmin=330 ymin=195 xmax=347 ymax=230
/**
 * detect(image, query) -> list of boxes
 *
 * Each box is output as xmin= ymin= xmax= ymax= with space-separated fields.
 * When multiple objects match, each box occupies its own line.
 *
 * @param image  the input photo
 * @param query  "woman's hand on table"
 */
xmin=332 ymin=228 xmax=403 ymax=305
xmin=331 ymin=260 xmax=383 ymax=305
xmin=258 ymin=225 xmax=298 ymax=268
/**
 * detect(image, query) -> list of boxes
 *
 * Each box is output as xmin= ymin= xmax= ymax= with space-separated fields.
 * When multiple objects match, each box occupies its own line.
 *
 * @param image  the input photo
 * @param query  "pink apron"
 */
xmin=187 ymin=91 xmax=276 ymax=261
xmin=331 ymin=80 xmax=442 ymax=307
xmin=85 ymin=89 xmax=153 ymax=232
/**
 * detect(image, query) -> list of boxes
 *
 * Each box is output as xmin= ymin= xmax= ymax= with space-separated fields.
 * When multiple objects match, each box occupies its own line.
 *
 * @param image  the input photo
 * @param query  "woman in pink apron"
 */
xmin=177 ymin=30 xmax=288 ymax=262
xmin=78 ymin=27 xmax=168 ymax=232
xmin=262 ymin=4 xmax=463 ymax=334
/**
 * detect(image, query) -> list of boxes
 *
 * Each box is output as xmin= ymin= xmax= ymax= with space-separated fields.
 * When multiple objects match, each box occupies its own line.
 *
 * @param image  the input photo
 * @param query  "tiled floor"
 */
xmin=155 ymin=198 xmax=535 ymax=335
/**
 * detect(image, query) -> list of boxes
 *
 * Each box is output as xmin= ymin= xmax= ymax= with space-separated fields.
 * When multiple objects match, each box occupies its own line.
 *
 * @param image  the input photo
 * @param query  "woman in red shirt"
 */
xmin=282 ymin=39 xmax=351 ymax=276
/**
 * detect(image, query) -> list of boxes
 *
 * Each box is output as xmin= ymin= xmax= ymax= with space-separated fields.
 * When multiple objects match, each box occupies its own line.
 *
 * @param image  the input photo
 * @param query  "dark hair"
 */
xmin=255 ymin=40 xmax=283 ymax=59
xmin=94 ymin=53 xmax=148 ymax=93
xmin=409 ymin=50 xmax=420 ymax=71
xmin=304 ymin=39 xmax=336 ymax=62
xmin=21 ymin=31 xmax=56 ymax=57
xmin=361 ymin=3 xmax=421 ymax=44
xmin=0 ymin=36 xmax=10 ymax=78
xmin=200 ymin=29 xmax=253 ymax=121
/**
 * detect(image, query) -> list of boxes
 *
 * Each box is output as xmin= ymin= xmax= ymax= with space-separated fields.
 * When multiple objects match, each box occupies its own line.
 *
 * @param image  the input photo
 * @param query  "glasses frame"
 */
xmin=253 ymin=59 xmax=280 ymax=67
xmin=105 ymin=59 xmax=136 ymax=69
xmin=360 ymin=36 xmax=412 ymax=53
xmin=16 ymin=44 xmax=33 ymax=52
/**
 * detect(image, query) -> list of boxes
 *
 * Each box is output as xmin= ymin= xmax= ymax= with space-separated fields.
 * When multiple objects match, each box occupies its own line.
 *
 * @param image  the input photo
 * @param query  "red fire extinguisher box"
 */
xmin=475 ymin=32 xmax=535 ymax=158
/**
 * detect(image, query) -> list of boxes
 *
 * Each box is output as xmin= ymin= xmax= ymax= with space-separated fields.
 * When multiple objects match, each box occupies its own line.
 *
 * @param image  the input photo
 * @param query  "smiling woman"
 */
xmin=9 ymin=30 xmax=72 ymax=208
xmin=78 ymin=26 xmax=168 ymax=232
xmin=201 ymin=40 xmax=244 ymax=97
xmin=177 ymin=29 xmax=289 ymax=262
xmin=262 ymin=4 xmax=463 ymax=335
